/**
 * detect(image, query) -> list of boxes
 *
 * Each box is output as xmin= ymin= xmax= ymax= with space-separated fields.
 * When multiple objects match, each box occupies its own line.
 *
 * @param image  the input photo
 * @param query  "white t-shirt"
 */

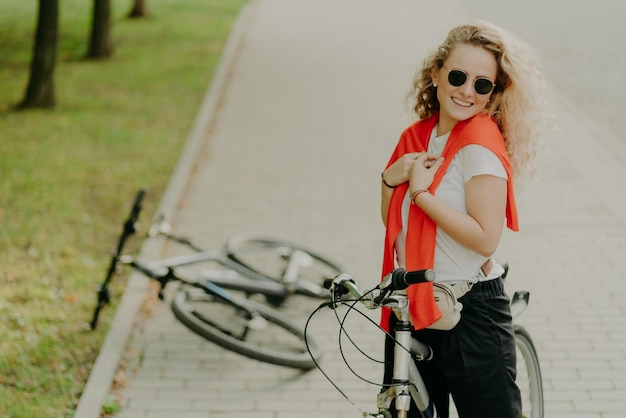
xmin=395 ymin=127 xmax=507 ymax=283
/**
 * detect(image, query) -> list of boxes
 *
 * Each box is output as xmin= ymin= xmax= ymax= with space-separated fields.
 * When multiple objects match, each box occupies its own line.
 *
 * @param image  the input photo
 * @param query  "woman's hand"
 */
xmin=382 ymin=152 xmax=427 ymax=187
xmin=409 ymin=153 xmax=445 ymax=191
xmin=381 ymin=152 xmax=428 ymax=225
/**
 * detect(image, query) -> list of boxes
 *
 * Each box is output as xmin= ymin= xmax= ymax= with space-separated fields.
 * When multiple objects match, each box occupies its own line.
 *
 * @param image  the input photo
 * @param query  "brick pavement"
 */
xmin=77 ymin=0 xmax=626 ymax=417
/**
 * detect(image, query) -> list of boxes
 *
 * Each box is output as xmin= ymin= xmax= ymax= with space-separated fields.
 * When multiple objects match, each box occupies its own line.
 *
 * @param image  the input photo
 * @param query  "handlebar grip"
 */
xmin=391 ymin=268 xmax=435 ymax=290
xmin=325 ymin=273 xmax=356 ymax=298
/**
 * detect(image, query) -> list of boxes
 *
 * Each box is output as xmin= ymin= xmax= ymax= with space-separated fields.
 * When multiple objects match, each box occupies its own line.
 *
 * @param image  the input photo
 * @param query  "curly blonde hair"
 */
xmin=407 ymin=20 xmax=552 ymax=181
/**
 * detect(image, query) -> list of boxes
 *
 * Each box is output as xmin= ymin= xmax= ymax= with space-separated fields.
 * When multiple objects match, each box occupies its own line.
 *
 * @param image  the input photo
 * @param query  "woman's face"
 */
xmin=432 ymin=43 xmax=498 ymax=135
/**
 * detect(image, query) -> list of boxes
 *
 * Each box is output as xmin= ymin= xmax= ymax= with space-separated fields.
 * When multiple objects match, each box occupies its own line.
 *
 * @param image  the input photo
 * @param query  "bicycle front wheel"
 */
xmin=224 ymin=234 xmax=344 ymax=299
xmin=515 ymin=325 xmax=544 ymax=418
xmin=171 ymin=287 xmax=322 ymax=369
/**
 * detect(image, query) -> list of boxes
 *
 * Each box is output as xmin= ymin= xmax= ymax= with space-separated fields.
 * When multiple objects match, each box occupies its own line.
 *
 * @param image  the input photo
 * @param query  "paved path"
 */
xmin=76 ymin=0 xmax=626 ymax=417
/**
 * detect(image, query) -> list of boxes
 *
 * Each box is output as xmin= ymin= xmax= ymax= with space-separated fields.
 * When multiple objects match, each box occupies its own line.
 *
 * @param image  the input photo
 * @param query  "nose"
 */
xmin=459 ymin=79 xmax=474 ymax=96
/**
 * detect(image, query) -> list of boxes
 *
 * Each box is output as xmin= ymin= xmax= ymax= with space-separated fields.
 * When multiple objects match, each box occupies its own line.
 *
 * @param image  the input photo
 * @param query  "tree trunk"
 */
xmin=18 ymin=0 xmax=58 ymax=109
xmin=128 ymin=0 xmax=148 ymax=18
xmin=87 ymin=0 xmax=113 ymax=59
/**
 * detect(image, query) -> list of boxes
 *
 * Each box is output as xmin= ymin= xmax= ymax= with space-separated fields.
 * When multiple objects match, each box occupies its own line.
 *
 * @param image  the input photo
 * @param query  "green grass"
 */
xmin=0 ymin=0 xmax=247 ymax=416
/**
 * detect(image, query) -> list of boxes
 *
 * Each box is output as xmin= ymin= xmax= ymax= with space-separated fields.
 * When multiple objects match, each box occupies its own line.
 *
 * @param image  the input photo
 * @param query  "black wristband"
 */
xmin=381 ymin=172 xmax=396 ymax=188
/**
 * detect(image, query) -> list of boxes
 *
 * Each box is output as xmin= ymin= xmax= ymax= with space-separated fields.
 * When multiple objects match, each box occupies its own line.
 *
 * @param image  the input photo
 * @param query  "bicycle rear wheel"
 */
xmin=515 ymin=325 xmax=544 ymax=418
xmin=171 ymin=287 xmax=322 ymax=369
xmin=224 ymin=234 xmax=344 ymax=299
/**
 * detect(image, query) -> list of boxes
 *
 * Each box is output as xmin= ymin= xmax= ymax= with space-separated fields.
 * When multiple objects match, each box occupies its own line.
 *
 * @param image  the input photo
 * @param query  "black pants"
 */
xmin=383 ymin=277 xmax=521 ymax=418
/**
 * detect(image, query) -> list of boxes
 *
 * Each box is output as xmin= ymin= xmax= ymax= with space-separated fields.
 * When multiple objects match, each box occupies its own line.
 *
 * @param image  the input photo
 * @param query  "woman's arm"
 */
xmin=412 ymin=173 xmax=507 ymax=257
xmin=380 ymin=152 xmax=433 ymax=226
xmin=381 ymin=181 xmax=394 ymax=226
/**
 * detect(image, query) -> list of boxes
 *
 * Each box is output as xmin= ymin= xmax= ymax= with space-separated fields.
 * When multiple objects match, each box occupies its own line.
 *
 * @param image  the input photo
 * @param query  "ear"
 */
xmin=431 ymin=67 xmax=440 ymax=87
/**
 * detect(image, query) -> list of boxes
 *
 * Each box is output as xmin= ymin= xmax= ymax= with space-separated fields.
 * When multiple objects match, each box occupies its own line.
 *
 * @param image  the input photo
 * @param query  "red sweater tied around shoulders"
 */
xmin=381 ymin=113 xmax=519 ymax=331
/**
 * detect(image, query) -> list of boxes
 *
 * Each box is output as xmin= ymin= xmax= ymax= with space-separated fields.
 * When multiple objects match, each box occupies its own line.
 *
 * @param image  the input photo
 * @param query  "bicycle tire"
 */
xmin=224 ymin=234 xmax=344 ymax=299
xmin=171 ymin=287 xmax=322 ymax=369
xmin=515 ymin=325 xmax=544 ymax=418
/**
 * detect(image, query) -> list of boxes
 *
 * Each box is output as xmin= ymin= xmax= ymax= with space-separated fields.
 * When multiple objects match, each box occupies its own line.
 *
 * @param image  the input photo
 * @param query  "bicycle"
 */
xmin=308 ymin=267 xmax=544 ymax=417
xmin=89 ymin=189 xmax=330 ymax=370
xmin=149 ymin=216 xmax=345 ymax=304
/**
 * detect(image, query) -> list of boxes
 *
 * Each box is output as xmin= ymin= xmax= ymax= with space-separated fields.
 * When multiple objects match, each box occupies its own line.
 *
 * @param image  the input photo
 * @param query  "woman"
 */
xmin=379 ymin=21 xmax=551 ymax=417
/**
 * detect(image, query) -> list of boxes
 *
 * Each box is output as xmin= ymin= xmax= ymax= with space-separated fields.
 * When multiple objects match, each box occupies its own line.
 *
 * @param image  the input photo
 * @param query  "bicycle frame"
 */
xmin=121 ymin=255 xmax=286 ymax=334
xmin=118 ymin=251 xmax=287 ymax=310
xmin=125 ymin=251 xmax=289 ymax=301
xmin=380 ymin=292 xmax=436 ymax=418
xmin=335 ymin=276 xmax=435 ymax=418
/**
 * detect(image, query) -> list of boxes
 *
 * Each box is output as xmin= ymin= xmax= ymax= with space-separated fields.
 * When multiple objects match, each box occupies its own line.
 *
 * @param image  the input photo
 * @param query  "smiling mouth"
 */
xmin=452 ymin=97 xmax=472 ymax=107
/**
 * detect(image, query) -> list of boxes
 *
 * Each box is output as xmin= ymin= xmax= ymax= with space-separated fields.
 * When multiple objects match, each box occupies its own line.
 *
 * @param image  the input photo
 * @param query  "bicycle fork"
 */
xmin=377 ymin=298 xmax=437 ymax=418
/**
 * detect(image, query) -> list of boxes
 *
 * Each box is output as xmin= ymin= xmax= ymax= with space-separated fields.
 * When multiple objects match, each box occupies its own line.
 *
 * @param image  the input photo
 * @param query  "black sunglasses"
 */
xmin=442 ymin=65 xmax=495 ymax=95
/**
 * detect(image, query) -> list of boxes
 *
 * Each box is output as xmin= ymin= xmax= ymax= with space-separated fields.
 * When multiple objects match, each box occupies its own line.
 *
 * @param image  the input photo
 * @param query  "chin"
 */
xmin=451 ymin=109 xmax=481 ymax=122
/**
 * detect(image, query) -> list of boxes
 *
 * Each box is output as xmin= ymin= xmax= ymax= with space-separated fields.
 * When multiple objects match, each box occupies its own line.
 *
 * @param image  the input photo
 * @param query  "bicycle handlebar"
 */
xmin=325 ymin=268 xmax=435 ymax=309
xmin=384 ymin=268 xmax=435 ymax=291
xmin=90 ymin=188 xmax=146 ymax=330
